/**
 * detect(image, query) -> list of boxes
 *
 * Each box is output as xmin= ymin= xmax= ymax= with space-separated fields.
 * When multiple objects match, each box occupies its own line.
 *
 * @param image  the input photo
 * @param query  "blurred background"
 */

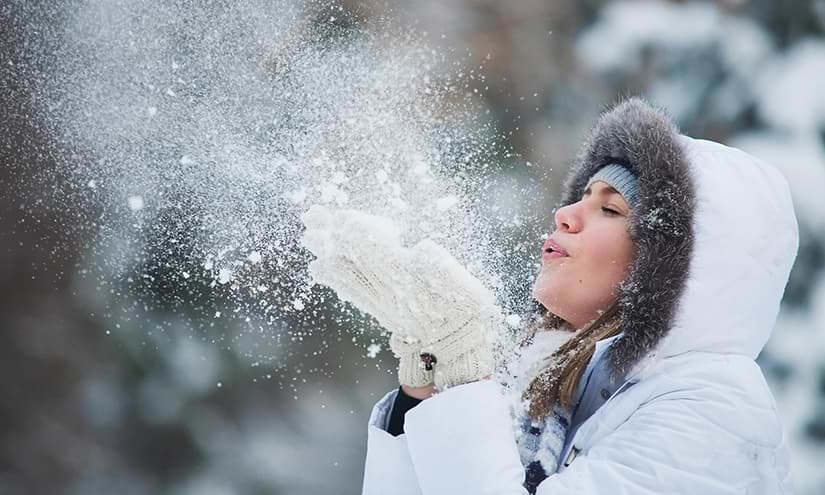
xmin=3 ymin=0 xmax=825 ymax=494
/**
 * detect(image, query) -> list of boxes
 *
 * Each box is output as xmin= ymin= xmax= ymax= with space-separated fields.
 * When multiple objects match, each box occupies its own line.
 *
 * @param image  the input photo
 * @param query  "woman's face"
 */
xmin=532 ymin=180 xmax=635 ymax=329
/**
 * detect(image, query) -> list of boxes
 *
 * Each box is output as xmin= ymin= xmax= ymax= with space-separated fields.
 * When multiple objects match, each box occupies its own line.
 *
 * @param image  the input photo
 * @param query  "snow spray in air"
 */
xmin=23 ymin=0 xmax=540 ymax=377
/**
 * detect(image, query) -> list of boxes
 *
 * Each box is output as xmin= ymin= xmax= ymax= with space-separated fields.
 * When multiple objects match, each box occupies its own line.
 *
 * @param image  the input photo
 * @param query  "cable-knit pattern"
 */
xmin=301 ymin=206 xmax=500 ymax=389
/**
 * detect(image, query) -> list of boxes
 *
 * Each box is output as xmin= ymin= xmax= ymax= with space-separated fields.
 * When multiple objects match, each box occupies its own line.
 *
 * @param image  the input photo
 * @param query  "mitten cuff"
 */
xmin=398 ymin=355 xmax=436 ymax=387
xmin=390 ymin=333 xmax=435 ymax=387
xmin=433 ymin=344 xmax=493 ymax=391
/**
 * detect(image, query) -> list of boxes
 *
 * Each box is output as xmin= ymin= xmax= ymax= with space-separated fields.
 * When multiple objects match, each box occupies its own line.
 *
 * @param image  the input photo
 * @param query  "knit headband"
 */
xmin=584 ymin=163 xmax=640 ymax=211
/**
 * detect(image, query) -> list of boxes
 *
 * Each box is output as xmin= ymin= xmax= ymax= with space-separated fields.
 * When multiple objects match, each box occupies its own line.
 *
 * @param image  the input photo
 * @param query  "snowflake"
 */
xmin=366 ymin=343 xmax=382 ymax=358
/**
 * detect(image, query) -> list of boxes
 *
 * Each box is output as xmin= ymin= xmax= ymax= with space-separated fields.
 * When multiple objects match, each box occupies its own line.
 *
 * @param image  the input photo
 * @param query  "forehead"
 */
xmin=583 ymin=181 xmax=630 ymax=208
xmin=584 ymin=181 xmax=620 ymax=196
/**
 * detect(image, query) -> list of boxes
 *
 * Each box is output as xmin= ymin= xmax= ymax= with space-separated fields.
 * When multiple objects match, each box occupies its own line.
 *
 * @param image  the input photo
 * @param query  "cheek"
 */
xmin=582 ymin=232 xmax=633 ymax=286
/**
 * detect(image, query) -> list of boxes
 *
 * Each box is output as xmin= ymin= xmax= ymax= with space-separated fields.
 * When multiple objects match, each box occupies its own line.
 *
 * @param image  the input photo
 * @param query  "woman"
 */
xmin=301 ymin=98 xmax=798 ymax=494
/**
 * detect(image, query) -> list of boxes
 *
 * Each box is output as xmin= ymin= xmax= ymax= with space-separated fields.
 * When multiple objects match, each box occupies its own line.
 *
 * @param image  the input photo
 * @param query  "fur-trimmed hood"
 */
xmin=560 ymin=98 xmax=799 ymax=379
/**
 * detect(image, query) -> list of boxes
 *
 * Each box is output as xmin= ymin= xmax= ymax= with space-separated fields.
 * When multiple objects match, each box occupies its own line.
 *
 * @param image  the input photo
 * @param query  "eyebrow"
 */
xmin=583 ymin=183 xmax=629 ymax=213
xmin=583 ymin=184 xmax=620 ymax=196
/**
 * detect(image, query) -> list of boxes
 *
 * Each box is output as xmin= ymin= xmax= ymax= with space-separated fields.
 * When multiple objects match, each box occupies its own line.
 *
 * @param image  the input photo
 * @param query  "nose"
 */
xmin=554 ymin=203 xmax=581 ymax=233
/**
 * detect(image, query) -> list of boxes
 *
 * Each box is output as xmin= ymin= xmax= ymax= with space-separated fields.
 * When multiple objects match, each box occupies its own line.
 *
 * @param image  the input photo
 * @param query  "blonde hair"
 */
xmin=522 ymin=303 xmax=622 ymax=419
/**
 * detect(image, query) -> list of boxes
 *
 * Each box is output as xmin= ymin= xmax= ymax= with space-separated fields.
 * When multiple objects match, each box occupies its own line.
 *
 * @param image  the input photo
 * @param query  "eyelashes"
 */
xmin=602 ymin=207 xmax=620 ymax=216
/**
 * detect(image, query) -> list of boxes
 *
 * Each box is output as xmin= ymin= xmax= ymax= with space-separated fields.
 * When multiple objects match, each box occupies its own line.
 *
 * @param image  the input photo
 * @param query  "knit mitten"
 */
xmin=300 ymin=205 xmax=499 ymax=390
xmin=389 ymin=332 xmax=434 ymax=388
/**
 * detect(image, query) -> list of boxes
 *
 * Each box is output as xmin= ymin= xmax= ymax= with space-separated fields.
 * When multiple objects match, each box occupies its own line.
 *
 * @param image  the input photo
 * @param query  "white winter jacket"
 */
xmin=361 ymin=100 xmax=799 ymax=494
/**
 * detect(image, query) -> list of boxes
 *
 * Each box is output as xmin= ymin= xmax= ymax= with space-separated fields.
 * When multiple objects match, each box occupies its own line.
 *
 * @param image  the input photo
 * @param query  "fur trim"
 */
xmin=558 ymin=97 xmax=696 ymax=379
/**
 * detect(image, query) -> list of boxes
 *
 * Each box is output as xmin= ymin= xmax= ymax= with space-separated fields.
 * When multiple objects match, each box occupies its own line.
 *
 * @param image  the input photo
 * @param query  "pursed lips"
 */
xmin=542 ymin=238 xmax=569 ymax=260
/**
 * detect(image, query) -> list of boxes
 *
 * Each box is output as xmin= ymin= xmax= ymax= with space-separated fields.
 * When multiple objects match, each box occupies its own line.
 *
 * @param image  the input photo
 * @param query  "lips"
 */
xmin=542 ymin=238 xmax=569 ymax=259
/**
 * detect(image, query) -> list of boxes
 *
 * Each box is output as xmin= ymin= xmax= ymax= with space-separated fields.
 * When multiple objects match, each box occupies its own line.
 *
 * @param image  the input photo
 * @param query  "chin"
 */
xmin=532 ymin=283 xmax=557 ymax=314
xmin=531 ymin=281 xmax=545 ymax=306
xmin=533 ymin=277 xmax=576 ymax=323
xmin=532 ymin=270 xmax=556 ymax=302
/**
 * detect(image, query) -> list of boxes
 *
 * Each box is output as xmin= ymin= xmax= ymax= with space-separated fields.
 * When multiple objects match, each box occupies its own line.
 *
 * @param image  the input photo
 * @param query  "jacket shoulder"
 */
xmin=654 ymin=352 xmax=785 ymax=446
xmin=548 ymin=354 xmax=793 ymax=494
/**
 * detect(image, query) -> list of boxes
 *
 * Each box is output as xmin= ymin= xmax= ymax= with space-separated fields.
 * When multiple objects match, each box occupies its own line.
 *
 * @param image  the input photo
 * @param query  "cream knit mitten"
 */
xmin=300 ymin=205 xmax=499 ymax=390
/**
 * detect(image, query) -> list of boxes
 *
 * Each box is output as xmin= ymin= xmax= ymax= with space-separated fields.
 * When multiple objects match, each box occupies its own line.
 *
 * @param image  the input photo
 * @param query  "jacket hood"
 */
xmin=559 ymin=98 xmax=799 ymax=379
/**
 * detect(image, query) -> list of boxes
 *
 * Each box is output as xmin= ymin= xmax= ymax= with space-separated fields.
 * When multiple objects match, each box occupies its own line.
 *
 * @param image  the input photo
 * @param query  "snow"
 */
xmin=755 ymin=39 xmax=825 ymax=132
xmin=576 ymin=0 xmax=773 ymax=123
xmin=217 ymin=268 xmax=233 ymax=284
xmin=331 ymin=171 xmax=348 ymax=185
xmin=42 ymin=0 xmax=491 ymax=324
xmin=730 ymin=131 xmax=825 ymax=229
xmin=127 ymin=195 xmax=144 ymax=211
xmin=505 ymin=314 xmax=521 ymax=328
xmin=436 ymin=195 xmax=459 ymax=211
xmin=285 ymin=187 xmax=307 ymax=204
xmin=366 ymin=343 xmax=381 ymax=358
xmin=718 ymin=18 xmax=773 ymax=78
xmin=319 ymin=182 xmax=349 ymax=205
xmin=576 ymin=0 xmax=720 ymax=73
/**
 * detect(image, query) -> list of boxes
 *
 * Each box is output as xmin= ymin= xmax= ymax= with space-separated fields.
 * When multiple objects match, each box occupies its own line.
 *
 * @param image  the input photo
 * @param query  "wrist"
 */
xmin=401 ymin=383 xmax=437 ymax=400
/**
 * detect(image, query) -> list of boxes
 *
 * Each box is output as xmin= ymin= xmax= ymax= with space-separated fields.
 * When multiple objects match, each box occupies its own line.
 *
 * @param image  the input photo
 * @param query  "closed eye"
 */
xmin=602 ymin=207 xmax=620 ymax=216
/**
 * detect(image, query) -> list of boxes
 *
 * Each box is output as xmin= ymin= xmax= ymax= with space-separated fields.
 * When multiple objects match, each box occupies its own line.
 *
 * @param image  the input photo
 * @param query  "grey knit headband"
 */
xmin=584 ymin=163 xmax=640 ymax=211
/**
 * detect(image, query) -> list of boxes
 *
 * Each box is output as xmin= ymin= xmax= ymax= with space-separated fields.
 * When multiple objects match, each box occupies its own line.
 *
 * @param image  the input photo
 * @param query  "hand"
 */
xmin=300 ymin=205 xmax=500 ymax=390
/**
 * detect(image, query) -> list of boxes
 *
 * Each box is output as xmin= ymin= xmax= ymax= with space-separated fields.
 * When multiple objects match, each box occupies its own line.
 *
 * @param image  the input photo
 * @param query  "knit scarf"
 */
xmin=501 ymin=329 xmax=575 ymax=493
